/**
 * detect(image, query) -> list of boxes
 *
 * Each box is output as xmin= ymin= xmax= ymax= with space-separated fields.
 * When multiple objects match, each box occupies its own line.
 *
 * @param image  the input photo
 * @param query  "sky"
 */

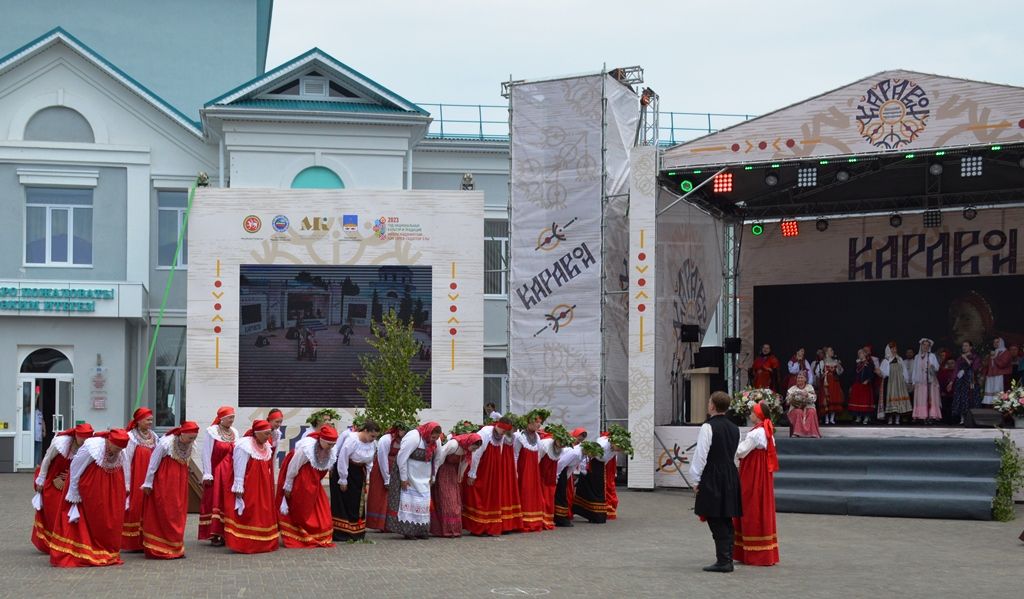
xmin=266 ymin=0 xmax=1024 ymax=119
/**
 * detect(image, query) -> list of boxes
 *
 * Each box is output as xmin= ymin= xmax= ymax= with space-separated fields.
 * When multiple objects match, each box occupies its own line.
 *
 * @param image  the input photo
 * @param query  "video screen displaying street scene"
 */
xmin=238 ymin=264 xmax=432 ymax=407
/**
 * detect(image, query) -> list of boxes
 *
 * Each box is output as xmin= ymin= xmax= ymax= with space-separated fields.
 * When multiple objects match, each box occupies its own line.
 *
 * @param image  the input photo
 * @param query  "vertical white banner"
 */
xmin=509 ymin=75 xmax=604 ymax=434
xmin=628 ymin=146 xmax=657 ymax=489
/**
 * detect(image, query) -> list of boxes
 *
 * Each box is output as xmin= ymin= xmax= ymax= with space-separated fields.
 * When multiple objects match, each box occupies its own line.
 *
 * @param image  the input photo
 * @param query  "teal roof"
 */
xmin=0 ymin=27 xmax=203 ymax=134
xmin=228 ymin=99 xmax=412 ymax=114
xmin=207 ymin=47 xmax=428 ymax=116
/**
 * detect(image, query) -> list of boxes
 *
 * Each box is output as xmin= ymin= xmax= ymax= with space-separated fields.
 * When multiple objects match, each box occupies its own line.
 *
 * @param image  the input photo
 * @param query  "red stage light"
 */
xmin=781 ymin=220 xmax=799 ymax=237
xmin=712 ymin=172 xmax=733 ymax=193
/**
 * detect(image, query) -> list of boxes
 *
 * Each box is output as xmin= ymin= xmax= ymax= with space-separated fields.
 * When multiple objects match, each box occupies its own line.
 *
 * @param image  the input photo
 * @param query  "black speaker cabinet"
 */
xmin=966 ymin=408 xmax=1004 ymax=428
xmin=679 ymin=324 xmax=700 ymax=342
xmin=724 ymin=337 xmax=742 ymax=354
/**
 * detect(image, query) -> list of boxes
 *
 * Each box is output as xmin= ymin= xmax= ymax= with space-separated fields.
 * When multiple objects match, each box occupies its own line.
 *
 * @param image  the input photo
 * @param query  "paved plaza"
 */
xmin=2 ymin=472 xmax=1020 ymax=598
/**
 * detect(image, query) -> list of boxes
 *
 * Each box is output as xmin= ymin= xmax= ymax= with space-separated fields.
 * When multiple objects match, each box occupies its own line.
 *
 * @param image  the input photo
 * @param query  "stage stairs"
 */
xmin=773 ymin=437 xmax=1001 ymax=520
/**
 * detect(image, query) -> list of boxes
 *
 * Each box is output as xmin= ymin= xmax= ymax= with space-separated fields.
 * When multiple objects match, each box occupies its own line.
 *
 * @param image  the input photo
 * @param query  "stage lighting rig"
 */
xmin=889 ymin=213 xmax=903 ymax=228
xmin=797 ymin=167 xmax=817 ymax=187
xmin=963 ymin=206 xmax=978 ymax=220
xmin=923 ymin=209 xmax=942 ymax=228
xmin=835 ymin=170 xmax=850 ymax=183
xmin=928 ymin=161 xmax=944 ymax=176
xmin=815 ymin=218 xmax=829 ymax=232
xmin=764 ymin=172 xmax=779 ymax=187
xmin=751 ymin=223 xmax=764 ymax=236
xmin=712 ymin=172 xmax=733 ymax=193
xmin=780 ymin=219 xmax=799 ymax=237
xmin=961 ymin=155 xmax=983 ymax=177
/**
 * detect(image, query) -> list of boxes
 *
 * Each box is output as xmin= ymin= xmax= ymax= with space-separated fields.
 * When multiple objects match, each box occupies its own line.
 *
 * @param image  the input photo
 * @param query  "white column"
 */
xmin=627 ymin=146 xmax=657 ymax=489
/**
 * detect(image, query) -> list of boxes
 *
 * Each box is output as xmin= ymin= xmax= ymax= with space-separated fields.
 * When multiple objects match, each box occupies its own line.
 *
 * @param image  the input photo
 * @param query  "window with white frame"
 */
xmin=154 ymin=326 xmax=186 ymax=427
xmin=157 ymin=191 xmax=188 ymax=267
xmin=24 ymin=188 xmax=93 ymax=265
xmin=484 ymin=358 xmax=508 ymax=414
xmin=484 ymin=219 xmax=508 ymax=296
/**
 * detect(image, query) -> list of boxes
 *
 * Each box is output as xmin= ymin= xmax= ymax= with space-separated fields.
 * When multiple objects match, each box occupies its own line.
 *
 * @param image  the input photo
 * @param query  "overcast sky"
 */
xmin=268 ymin=0 xmax=1024 ymax=117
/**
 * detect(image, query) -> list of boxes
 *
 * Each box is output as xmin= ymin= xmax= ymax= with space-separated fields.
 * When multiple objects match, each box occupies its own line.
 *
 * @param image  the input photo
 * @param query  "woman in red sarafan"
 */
xmin=223 ymin=419 xmax=279 ymax=554
xmin=431 ymin=432 xmax=481 ymax=537
xmin=536 ymin=433 xmax=562 ymax=530
xmin=279 ymin=425 xmax=338 ymax=548
xmin=49 ymin=429 xmax=131 ymax=567
xmin=200 ymin=406 xmax=238 ymax=544
xmin=733 ymin=402 xmax=780 ymax=566
xmin=122 ymin=407 xmax=157 ymax=551
xmin=599 ymin=432 xmax=620 ymax=520
xmin=31 ymin=423 xmax=93 ymax=553
xmin=366 ymin=423 xmax=407 ymax=532
xmin=464 ymin=418 xmax=521 ymax=536
xmin=140 ymin=421 xmax=200 ymax=559
xmin=514 ymin=413 xmax=547 ymax=532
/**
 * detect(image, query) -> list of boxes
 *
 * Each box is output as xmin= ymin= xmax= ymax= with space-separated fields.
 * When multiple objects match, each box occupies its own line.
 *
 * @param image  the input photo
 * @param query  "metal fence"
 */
xmin=418 ymin=103 xmax=754 ymax=145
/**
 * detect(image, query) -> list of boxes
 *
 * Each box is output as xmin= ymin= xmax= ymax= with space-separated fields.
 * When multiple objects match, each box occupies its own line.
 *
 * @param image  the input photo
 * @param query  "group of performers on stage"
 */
xmin=30 ymin=405 xmax=632 ymax=567
xmin=691 ymin=391 xmax=779 ymax=572
xmin=750 ymin=336 xmax=1021 ymax=434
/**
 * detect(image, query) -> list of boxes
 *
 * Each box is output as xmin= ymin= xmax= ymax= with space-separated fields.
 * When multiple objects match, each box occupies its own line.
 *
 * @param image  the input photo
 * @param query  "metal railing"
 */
xmin=418 ymin=102 xmax=755 ymax=145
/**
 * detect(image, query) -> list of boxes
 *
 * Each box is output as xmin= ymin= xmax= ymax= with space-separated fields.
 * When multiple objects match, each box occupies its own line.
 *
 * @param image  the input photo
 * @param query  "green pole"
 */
xmin=134 ymin=179 xmax=198 ymax=409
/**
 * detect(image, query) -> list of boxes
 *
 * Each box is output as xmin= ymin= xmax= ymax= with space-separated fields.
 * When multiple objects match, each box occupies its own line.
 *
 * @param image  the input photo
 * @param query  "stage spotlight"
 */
xmin=923 ymin=209 xmax=942 ymax=228
xmin=781 ymin=219 xmax=800 ymax=237
xmin=679 ymin=179 xmax=694 ymax=193
xmin=928 ymin=161 xmax=944 ymax=176
xmin=712 ymin=172 xmax=733 ymax=193
xmin=764 ymin=172 xmax=779 ymax=187
xmin=797 ymin=167 xmax=817 ymax=187
xmin=889 ymin=213 xmax=903 ymax=228
xmin=963 ymin=206 xmax=978 ymax=220
xmin=961 ymin=155 xmax=983 ymax=177
xmin=815 ymin=218 xmax=829 ymax=232
xmin=835 ymin=170 xmax=850 ymax=183
xmin=751 ymin=223 xmax=764 ymax=236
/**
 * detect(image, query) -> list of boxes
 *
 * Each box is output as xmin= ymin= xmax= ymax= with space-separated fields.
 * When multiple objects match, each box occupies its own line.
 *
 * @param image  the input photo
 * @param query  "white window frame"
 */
xmin=484 ymin=220 xmax=509 ymax=298
xmin=24 ymin=194 xmax=93 ymax=268
xmin=154 ymin=365 xmax=185 ymax=427
xmin=484 ymin=357 xmax=509 ymax=413
xmin=156 ymin=197 xmax=188 ymax=269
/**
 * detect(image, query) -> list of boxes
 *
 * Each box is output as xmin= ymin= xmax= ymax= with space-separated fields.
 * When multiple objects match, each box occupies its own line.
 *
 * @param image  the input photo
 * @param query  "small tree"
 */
xmin=357 ymin=309 xmax=428 ymax=427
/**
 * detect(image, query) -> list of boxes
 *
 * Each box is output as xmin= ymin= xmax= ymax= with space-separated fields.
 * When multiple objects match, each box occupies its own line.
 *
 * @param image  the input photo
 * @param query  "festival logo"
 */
xmin=242 ymin=215 xmax=262 ymax=233
xmin=535 ymin=217 xmax=579 ymax=251
xmin=533 ymin=303 xmax=576 ymax=337
xmin=342 ymin=214 xmax=358 ymax=232
xmin=301 ymin=216 xmax=331 ymax=231
xmin=373 ymin=216 xmax=388 ymax=239
xmin=855 ymin=78 xmax=930 ymax=149
xmin=271 ymin=215 xmax=290 ymax=233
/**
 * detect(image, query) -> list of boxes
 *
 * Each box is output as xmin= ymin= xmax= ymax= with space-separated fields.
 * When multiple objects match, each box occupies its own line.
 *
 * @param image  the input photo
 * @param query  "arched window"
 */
xmin=24 ymin=107 xmax=95 ymax=143
xmin=291 ymin=166 xmax=344 ymax=189
xmin=20 ymin=348 xmax=73 ymax=374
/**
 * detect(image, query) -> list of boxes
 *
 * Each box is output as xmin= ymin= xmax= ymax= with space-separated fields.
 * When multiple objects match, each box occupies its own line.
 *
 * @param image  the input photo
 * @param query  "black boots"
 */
xmin=702 ymin=538 xmax=735 ymax=573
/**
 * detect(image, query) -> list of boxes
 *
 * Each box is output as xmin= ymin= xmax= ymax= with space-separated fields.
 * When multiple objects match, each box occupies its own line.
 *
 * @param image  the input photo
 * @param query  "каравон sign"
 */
xmin=0 ymin=286 xmax=116 ymax=313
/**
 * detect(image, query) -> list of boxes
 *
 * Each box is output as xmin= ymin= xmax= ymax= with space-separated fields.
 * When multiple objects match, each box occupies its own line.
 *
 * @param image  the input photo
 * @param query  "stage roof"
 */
xmin=658 ymin=70 xmax=1024 ymax=220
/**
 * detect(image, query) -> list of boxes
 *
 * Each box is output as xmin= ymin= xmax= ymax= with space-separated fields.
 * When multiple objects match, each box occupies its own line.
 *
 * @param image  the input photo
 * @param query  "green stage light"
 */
xmin=935 ymin=151 xmax=946 ymax=156
xmin=693 ymin=169 xmax=702 ymax=174
xmin=848 ymin=158 xmax=857 ymax=162
xmin=680 ymin=180 xmax=694 ymax=192
xmin=819 ymin=160 xmax=828 ymax=165
xmin=771 ymin=163 xmax=780 ymax=168
xmin=905 ymin=153 xmax=915 ymax=159
xmin=991 ymin=145 xmax=1002 ymax=151
xmin=668 ymin=171 xmax=677 ymax=176
xmin=751 ymin=223 xmax=764 ymax=236
xmin=744 ymin=166 xmax=753 ymax=170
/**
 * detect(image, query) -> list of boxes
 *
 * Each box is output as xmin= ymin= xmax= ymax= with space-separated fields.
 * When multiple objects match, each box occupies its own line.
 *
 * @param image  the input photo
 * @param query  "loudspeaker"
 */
xmin=724 ymin=337 xmax=742 ymax=354
xmin=679 ymin=324 xmax=700 ymax=342
xmin=966 ymin=408 xmax=1004 ymax=428
xmin=694 ymin=346 xmax=727 ymax=393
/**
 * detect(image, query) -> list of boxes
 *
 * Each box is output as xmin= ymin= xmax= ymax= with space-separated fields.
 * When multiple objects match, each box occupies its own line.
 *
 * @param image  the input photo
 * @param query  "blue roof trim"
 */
xmin=226 ymin=99 xmax=413 ymax=114
xmin=0 ymin=27 xmax=203 ymax=132
xmin=205 ymin=47 xmax=429 ymax=116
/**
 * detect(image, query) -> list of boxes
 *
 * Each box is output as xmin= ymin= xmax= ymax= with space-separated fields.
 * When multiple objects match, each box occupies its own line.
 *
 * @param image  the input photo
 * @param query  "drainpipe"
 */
xmin=405 ymin=148 xmax=413 ymax=189
xmin=218 ymin=136 xmax=225 ymax=187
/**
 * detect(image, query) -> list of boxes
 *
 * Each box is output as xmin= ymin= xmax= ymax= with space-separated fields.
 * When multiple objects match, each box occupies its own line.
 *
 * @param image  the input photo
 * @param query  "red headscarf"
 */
xmin=212 ymin=406 xmax=235 ymax=426
xmin=571 ymin=427 xmax=587 ymax=439
xmin=267 ymin=408 xmax=283 ymax=421
xmin=58 ymin=422 xmax=94 ymax=438
xmin=127 ymin=407 xmax=153 ymax=430
xmin=454 ymin=433 xmax=481 ymax=452
xmin=751 ymin=402 xmax=779 ymax=473
xmin=417 ymin=422 xmax=442 ymax=461
xmin=311 ymin=424 xmax=339 ymax=442
xmin=168 ymin=421 xmax=200 ymax=436
xmin=494 ymin=420 xmax=514 ymax=432
xmin=97 ymin=428 xmax=130 ymax=448
xmin=244 ymin=419 xmax=271 ymax=438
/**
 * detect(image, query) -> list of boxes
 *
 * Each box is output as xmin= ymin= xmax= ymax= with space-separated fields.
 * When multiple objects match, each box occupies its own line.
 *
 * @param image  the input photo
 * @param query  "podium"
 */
xmin=684 ymin=367 xmax=720 ymax=424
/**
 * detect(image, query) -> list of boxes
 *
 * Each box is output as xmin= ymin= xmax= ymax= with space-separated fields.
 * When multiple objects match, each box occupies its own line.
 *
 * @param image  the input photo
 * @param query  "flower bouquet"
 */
xmin=730 ymin=388 xmax=782 ymax=423
xmin=786 ymin=388 xmax=813 ymax=409
xmin=993 ymin=380 xmax=1024 ymax=418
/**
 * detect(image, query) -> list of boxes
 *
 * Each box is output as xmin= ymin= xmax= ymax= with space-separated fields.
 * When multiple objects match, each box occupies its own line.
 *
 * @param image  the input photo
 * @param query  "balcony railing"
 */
xmin=417 ymin=102 xmax=755 ymax=145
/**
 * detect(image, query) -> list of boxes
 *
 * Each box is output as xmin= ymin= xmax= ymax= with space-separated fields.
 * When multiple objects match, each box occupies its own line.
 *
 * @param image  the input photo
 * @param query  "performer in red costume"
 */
xmin=49 ymin=429 xmax=131 ymax=567
xmin=223 ymin=419 xmax=278 ymax=554
xmin=140 ymin=421 xmax=199 ymax=559
xmin=464 ymin=417 xmax=522 ymax=535
xmin=200 ymin=406 xmax=238 ymax=544
xmin=31 ymin=422 xmax=93 ymax=553
xmin=514 ymin=410 xmax=549 ymax=532
xmin=122 ymin=407 xmax=157 ymax=551
xmin=279 ymin=424 xmax=338 ymax=548
xmin=733 ymin=402 xmax=780 ymax=566
xmin=752 ymin=344 xmax=781 ymax=392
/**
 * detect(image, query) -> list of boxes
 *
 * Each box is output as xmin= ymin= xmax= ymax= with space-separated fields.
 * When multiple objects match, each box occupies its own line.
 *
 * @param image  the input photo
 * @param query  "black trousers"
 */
xmin=706 ymin=517 xmax=734 ymax=563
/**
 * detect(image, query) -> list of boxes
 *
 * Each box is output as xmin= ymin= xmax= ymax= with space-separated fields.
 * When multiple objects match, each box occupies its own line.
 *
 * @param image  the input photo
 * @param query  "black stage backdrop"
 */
xmin=753 ymin=275 xmax=1024 ymax=388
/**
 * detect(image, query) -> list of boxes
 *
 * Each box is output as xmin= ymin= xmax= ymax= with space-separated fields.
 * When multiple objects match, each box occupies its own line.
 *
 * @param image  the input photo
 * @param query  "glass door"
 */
xmin=55 ymin=379 xmax=73 ymax=435
xmin=16 ymin=378 xmax=35 ymax=470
